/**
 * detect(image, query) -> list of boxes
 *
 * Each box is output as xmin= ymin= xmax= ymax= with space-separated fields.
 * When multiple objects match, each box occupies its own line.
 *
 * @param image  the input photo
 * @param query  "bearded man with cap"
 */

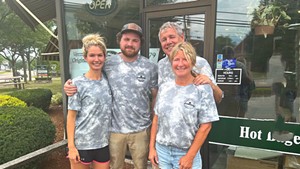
xmin=64 ymin=23 xmax=158 ymax=169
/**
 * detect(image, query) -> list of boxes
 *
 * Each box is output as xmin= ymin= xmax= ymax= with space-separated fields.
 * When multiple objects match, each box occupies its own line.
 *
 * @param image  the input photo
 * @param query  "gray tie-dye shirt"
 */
xmin=104 ymin=54 xmax=158 ymax=133
xmin=68 ymin=75 xmax=112 ymax=150
xmin=154 ymin=81 xmax=219 ymax=149
xmin=158 ymin=56 xmax=216 ymax=87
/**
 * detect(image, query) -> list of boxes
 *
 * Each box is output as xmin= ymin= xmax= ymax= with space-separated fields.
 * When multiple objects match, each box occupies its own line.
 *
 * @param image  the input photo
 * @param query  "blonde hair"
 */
xmin=82 ymin=33 xmax=106 ymax=57
xmin=170 ymin=42 xmax=196 ymax=66
xmin=170 ymin=42 xmax=197 ymax=77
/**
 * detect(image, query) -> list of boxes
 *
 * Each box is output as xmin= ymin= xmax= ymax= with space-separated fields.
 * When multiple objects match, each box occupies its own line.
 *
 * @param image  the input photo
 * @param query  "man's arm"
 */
xmin=64 ymin=79 xmax=78 ymax=96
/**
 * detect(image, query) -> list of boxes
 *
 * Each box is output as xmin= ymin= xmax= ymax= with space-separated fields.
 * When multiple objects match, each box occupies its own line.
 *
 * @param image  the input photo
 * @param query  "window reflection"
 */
xmin=146 ymin=0 xmax=198 ymax=6
xmin=63 ymin=0 xmax=140 ymax=78
xmin=211 ymin=1 xmax=300 ymax=168
xmin=64 ymin=0 xmax=140 ymax=48
xmin=217 ymin=46 xmax=255 ymax=117
xmin=215 ymin=0 xmax=299 ymax=123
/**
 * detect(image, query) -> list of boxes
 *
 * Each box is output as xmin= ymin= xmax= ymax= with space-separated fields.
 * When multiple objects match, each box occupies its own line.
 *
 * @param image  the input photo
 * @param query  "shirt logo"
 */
xmin=137 ymin=72 xmax=146 ymax=82
xmin=184 ymin=99 xmax=195 ymax=109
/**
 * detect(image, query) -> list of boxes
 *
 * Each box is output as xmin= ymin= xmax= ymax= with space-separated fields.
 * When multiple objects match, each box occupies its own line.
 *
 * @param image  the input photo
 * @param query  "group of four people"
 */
xmin=64 ymin=22 xmax=221 ymax=169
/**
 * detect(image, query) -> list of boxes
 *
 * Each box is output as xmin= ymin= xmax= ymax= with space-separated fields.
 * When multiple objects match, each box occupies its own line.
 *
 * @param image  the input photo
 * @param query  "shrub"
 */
xmin=51 ymin=92 xmax=63 ymax=105
xmin=0 ymin=106 xmax=56 ymax=167
xmin=0 ymin=95 xmax=27 ymax=107
xmin=9 ymin=88 xmax=52 ymax=111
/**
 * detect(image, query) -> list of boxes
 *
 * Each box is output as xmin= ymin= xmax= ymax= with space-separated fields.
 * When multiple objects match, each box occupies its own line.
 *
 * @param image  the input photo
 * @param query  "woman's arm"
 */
xmin=67 ymin=110 xmax=80 ymax=163
xmin=179 ymin=123 xmax=212 ymax=168
xmin=148 ymin=114 xmax=159 ymax=167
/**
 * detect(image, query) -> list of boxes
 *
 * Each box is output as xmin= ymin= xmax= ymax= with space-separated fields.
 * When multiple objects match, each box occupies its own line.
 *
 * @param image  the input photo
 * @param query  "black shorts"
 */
xmin=68 ymin=146 xmax=110 ymax=164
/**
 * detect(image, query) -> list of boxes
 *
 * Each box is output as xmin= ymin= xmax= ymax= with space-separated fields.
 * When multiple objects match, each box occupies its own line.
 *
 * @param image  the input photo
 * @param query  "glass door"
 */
xmin=209 ymin=0 xmax=300 ymax=169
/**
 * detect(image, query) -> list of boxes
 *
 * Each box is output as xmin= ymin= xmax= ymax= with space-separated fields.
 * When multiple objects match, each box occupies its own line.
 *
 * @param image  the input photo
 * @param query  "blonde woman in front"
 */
xmin=67 ymin=33 xmax=112 ymax=169
xmin=149 ymin=42 xmax=219 ymax=169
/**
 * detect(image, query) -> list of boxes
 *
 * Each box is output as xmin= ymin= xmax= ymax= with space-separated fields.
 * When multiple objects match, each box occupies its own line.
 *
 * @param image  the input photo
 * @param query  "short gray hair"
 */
xmin=158 ymin=22 xmax=183 ymax=40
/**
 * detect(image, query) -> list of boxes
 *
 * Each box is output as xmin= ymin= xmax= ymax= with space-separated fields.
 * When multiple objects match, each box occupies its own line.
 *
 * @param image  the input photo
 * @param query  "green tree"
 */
xmin=0 ymin=55 xmax=4 ymax=70
xmin=0 ymin=1 xmax=53 ymax=81
xmin=215 ymin=35 xmax=236 ymax=53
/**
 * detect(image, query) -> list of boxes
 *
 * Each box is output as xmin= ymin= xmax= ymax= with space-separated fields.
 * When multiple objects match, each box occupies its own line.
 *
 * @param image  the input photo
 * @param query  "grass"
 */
xmin=0 ymin=77 xmax=62 ymax=95
xmin=0 ymin=71 xmax=9 ymax=75
xmin=252 ymin=87 xmax=273 ymax=97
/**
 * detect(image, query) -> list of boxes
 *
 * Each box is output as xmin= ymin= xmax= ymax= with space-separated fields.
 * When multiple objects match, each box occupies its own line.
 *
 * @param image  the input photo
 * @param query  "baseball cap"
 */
xmin=120 ymin=23 xmax=143 ymax=37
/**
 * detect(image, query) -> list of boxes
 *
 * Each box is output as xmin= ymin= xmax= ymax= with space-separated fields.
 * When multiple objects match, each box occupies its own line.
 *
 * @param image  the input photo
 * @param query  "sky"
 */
xmin=216 ymin=0 xmax=260 ymax=44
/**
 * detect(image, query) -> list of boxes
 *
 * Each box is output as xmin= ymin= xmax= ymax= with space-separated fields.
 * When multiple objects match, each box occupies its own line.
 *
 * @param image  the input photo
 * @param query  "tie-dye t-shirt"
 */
xmin=158 ymin=56 xmax=216 ymax=87
xmin=154 ymin=81 xmax=219 ymax=149
xmin=68 ymin=75 xmax=112 ymax=150
xmin=104 ymin=54 xmax=158 ymax=133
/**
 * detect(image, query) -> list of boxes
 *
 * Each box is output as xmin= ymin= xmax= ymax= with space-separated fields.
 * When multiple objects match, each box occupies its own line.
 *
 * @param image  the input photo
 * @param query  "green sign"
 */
xmin=208 ymin=117 xmax=300 ymax=155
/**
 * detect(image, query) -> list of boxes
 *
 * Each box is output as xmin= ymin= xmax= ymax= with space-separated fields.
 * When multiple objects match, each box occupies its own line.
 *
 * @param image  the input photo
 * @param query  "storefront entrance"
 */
xmin=56 ymin=0 xmax=300 ymax=168
xmin=141 ymin=1 xmax=300 ymax=169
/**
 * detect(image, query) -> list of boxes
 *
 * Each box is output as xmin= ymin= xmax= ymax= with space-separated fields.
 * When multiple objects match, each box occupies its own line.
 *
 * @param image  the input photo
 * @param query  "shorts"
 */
xmin=67 ymin=146 xmax=110 ymax=164
xmin=155 ymin=143 xmax=201 ymax=169
xmin=110 ymin=129 xmax=150 ymax=169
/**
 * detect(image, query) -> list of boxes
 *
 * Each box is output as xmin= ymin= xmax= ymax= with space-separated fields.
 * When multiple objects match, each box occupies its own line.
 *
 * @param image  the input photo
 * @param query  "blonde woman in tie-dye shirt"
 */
xmin=67 ymin=33 xmax=112 ymax=169
xmin=149 ymin=42 xmax=219 ymax=169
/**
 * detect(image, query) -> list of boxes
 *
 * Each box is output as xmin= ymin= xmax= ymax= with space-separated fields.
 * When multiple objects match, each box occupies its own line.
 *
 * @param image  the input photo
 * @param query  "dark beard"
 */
xmin=121 ymin=47 xmax=139 ymax=58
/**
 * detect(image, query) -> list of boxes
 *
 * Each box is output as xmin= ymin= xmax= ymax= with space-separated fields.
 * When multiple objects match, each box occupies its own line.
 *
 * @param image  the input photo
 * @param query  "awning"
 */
xmin=6 ymin=0 xmax=59 ymax=61
xmin=41 ymin=29 xmax=59 ymax=61
xmin=6 ymin=0 xmax=56 ymax=30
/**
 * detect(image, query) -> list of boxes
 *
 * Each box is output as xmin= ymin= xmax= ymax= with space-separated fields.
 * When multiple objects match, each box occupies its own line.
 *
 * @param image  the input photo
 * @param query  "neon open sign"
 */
xmin=86 ymin=0 xmax=118 ymax=16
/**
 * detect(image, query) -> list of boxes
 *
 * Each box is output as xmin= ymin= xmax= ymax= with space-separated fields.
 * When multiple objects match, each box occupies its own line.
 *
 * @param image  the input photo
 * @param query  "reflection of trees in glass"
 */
xmin=65 ymin=0 xmax=141 ymax=48
xmin=76 ymin=20 xmax=95 ymax=35
xmin=279 ymin=0 xmax=297 ymax=73
xmin=147 ymin=0 xmax=175 ymax=6
xmin=215 ymin=35 xmax=236 ymax=54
